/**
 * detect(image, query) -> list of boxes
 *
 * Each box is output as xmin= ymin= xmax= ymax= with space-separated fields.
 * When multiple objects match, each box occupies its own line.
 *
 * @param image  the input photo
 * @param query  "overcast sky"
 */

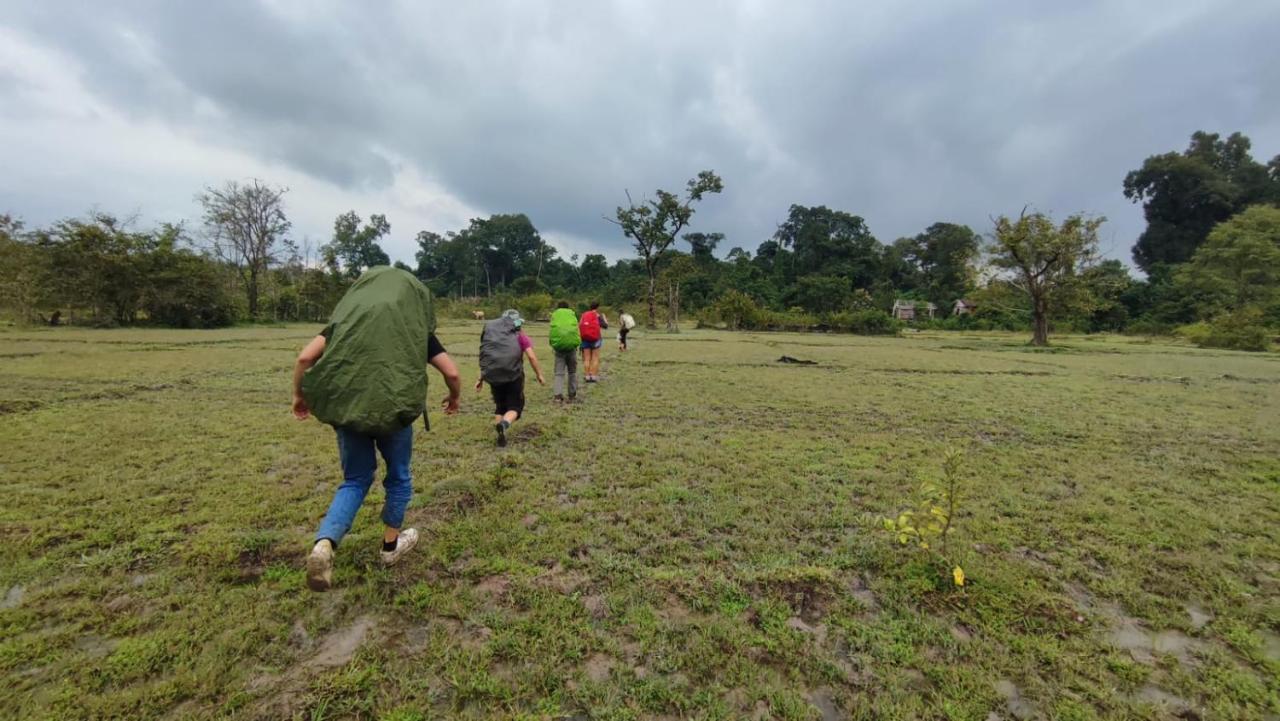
xmin=2 ymin=1 xmax=1278 ymax=268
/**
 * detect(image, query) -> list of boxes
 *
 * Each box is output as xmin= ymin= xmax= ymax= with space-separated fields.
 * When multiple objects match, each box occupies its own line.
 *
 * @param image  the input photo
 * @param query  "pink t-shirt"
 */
xmin=517 ymin=331 xmax=532 ymax=352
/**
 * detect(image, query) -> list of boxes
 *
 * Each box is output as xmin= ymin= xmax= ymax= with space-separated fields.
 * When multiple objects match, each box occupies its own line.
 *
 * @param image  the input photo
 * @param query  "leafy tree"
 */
xmin=577 ymin=254 xmax=610 ymax=291
xmin=1176 ymin=205 xmax=1280 ymax=315
xmin=794 ymin=274 xmax=853 ymax=314
xmin=145 ymin=228 xmax=237 ymax=328
xmin=901 ymin=223 xmax=980 ymax=309
xmin=467 ymin=213 xmax=545 ymax=290
xmin=0 ymin=215 xmax=51 ymax=323
xmin=43 ymin=213 xmax=156 ymax=325
xmin=610 ymin=170 xmax=724 ymax=328
xmin=1079 ymin=260 xmax=1135 ymax=332
xmin=683 ymin=232 xmax=724 ymax=263
xmin=988 ymin=211 xmax=1104 ymax=346
xmin=323 ymin=211 xmax=391 ymax=278
xmin=200 ymin=180 xmax=290 ymax=317
xmin=1124 ymin=131 xmax=1279 ymax=273
xmin=773 ymin=205 xmax=882 ymax=287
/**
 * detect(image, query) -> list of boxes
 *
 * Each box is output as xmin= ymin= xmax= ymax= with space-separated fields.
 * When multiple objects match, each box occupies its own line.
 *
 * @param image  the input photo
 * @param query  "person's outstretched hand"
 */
xmin=442 ymin=395 xmax=460 ymax=415
xmin=291 ymin=394 xmax=310 ymax=420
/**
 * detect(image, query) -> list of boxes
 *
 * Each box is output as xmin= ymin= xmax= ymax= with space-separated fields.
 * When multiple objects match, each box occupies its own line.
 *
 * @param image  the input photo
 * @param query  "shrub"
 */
xmin=1123 ymin=318 xmax=1176 ymax=336
xmin=515 ymin=293 xmax=553 ymax=322
xmin=755 ymin=308 xmax=817 ymax=331
xmin=826 ymin=309 xmax=901 ymax=335
xmin=1180 ymin=308 xmax=1272 ymax=352
xmin=713 ymin=290 xmax=761 ymax=331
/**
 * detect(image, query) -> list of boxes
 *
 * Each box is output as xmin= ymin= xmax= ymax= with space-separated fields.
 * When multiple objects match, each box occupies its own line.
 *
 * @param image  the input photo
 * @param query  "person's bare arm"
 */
xmin=525 ymin=347 xmax=546 ymax=385
xmin=292 ymin=335 xmax=327 ymax=419
xmin=430 ymin=352 xmax=462 ymax=414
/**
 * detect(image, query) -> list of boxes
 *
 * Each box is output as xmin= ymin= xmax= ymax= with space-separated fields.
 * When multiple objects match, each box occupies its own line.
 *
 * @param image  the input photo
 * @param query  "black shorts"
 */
xmin=619 ymin=327 xmax=630 ymax=344
xmin=490 ymin=377 xmax=525 ymax=418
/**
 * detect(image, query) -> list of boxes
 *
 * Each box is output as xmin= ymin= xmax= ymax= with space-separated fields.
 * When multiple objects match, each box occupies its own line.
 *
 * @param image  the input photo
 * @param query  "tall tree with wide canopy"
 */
xmin=772 ymin=205 xmax=882 ymax=288
xmin=989 ymin=211 xmax=1104 ymax=346
xmin=1176 ymin=205 xmax=1280 ymax=315
xmin=610 ymin=171 xmax=723 ymax=328
xmin=323 ymin=211 xmax=391 ymax=278
xmin=200 ymin=180 xmax=290 ymax=317
xmin=901 ymin=222 xmax=980 ymax=309
xmin=1124 ymin=131 xmax=1279 ymax=273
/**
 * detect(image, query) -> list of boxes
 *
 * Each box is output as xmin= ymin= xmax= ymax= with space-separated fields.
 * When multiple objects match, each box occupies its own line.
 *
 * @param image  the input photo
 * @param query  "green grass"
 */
xmin=1 ymin=322 xmax=1278 ymax=720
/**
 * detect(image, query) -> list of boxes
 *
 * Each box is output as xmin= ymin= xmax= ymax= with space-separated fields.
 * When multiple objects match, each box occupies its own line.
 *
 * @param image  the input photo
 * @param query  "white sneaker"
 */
xmin=306 ymin=540 xmax=334 ymax=592
xmin=381 ymin=528 xmax=419 ymax=566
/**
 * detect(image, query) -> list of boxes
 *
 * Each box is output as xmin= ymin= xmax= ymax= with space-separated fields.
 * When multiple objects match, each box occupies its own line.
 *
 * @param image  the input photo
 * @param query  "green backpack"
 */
xmin=301 ymin=266 xmax=436 ymax=435
xmin=548 ymin=307 xmax=581 ymax=352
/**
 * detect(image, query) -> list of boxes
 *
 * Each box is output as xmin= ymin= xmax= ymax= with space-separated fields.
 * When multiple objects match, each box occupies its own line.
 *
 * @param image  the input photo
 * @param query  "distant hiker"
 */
xmin=476 ymin=309 xmax=545 ymax=446
xmin=548 ymin=301 xmax=581 ymax=403
xmin=292 ymin=266 xmax=462 ymax=592
xmin=618 ymin=309 xmax=636 ymax=351
xmin=579 ymin=301 xmax=608 ymax=382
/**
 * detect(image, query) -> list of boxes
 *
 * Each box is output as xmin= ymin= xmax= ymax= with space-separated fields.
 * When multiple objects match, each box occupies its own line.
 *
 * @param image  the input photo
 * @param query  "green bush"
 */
xmin=1123 ymin=318 xmax=1177 ymax=336
xmin=516 ymin=293 xmax=553 ymax=322
xmin=1178 ymin=308 xmax=1272 ymax=352
xmin=755 ymin=308 xmax=818 ymax=331
xmin=826 ymin=309 xmax=901 ymax=335
xmin=713 ymin=290 xmax=761 ymax=331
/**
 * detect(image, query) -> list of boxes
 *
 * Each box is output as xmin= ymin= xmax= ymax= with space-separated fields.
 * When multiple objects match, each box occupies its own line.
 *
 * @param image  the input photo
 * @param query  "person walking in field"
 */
xmin=476 ymin=309 xmax=545 ymax=446
xmin=617 ymin=309 xmax=636 ymax=351
xmin=579 ymin=301 xmax=608 ymax=382
xmin=292 ymin=266 xmax=462 ymax=592
xmin=548 ymin=301 xmax=581 ymax=403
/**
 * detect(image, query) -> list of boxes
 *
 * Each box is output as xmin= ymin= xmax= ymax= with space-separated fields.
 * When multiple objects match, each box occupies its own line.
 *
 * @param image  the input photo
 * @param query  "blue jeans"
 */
xmin=315 ymin=424 xmax=413 ymax=547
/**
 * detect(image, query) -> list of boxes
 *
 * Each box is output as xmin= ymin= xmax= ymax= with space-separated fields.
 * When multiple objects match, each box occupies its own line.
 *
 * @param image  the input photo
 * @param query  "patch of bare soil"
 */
xmin=807 ymin=687 xmax=841 ymax=721
xmin=993 ymin=679 xmax=1040 ymax=721
xmin=306 ymin=616 xmax=375 ymax=669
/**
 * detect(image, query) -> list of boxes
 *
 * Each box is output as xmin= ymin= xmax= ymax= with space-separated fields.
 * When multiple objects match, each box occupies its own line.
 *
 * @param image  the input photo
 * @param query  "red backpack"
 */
xmin=579 ymin=310 xmax=601 ymax=342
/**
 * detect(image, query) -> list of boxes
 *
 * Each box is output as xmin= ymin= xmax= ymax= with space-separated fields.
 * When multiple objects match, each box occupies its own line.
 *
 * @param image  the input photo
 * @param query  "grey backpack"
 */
xmin=480 ymin=317 xmax=524 ymax=384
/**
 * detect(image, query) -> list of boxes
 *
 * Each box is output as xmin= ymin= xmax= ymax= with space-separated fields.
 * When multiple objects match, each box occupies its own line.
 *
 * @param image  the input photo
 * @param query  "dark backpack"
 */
xmin=480 ymin=317 xmax=524 ymax=384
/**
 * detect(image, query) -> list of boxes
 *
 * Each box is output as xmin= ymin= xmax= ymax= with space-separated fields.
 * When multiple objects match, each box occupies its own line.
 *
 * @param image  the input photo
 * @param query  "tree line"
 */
xmin=1 ymin=130 xmax=1277 ymax=348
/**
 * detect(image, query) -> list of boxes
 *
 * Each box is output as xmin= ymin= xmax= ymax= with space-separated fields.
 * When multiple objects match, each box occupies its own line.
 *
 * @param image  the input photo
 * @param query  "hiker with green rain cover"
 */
xmin=291 ymin=267 xmax=461 ymax=591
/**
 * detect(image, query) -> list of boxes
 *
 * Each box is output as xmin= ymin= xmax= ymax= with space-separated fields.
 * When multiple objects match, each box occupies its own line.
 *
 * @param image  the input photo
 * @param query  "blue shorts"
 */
xmin=580 ymin=339 xmax=603 ymax=350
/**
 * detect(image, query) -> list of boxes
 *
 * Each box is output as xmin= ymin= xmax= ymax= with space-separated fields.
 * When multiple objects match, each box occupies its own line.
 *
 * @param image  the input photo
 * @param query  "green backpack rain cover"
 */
xmin=301 ymin=266 xmax=436 ymax=435
xmin=548 ymin=307 xmax=580 ymax=351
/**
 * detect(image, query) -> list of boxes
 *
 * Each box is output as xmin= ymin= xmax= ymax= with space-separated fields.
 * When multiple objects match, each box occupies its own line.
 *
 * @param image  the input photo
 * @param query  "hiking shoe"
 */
xmin=306 ymin=540 xmax=334 ymax=592
xmin=495 ymin=421 xmax=508 ymax=447
xmin=554 ymin=394 xmax=565 ymax=403
xmin=380 ymin=528 xmax=419 ymax=566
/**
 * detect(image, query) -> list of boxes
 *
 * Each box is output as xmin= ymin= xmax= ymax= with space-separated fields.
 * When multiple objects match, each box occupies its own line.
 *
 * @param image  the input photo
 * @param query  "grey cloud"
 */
xmin=3 ymin=0 xmax=1279 ymax=264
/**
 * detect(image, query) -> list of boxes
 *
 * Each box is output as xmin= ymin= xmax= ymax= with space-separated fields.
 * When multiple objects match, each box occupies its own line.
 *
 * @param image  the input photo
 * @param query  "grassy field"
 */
xmin=1 ymin=321 xmax=1278 ymax=720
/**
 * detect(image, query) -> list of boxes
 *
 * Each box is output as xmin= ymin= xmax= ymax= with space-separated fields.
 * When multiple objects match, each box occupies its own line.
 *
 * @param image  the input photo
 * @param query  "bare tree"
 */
xmin=200 ymin=180 xmax=290 ymax=318
xmin=607 ymin=171 xmax=723 ymax=329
